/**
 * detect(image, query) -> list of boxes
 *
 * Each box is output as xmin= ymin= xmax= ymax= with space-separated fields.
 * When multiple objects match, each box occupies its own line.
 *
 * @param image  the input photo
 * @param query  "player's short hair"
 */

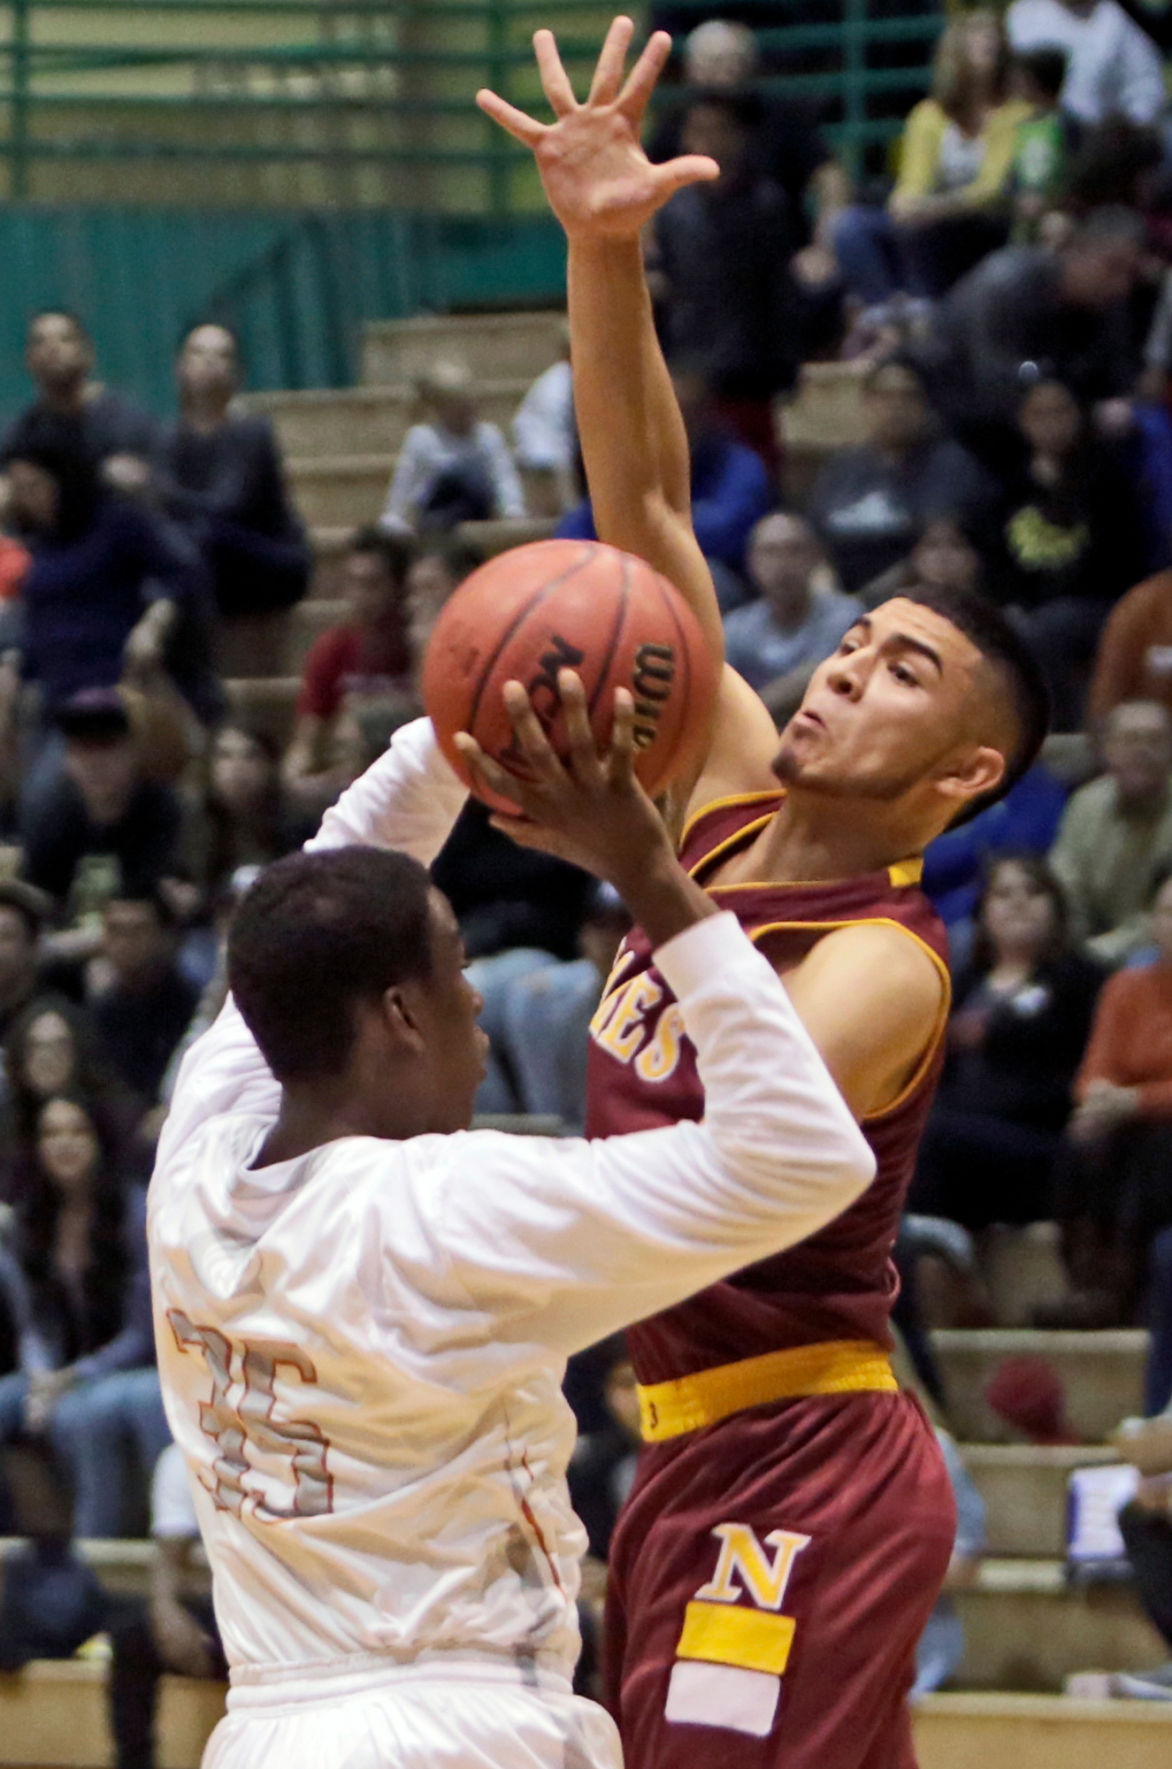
xmin=899 ymin=584 xmax=1050 ymax=826
xmin=227 ymin=847 xmax=435 ymax=1084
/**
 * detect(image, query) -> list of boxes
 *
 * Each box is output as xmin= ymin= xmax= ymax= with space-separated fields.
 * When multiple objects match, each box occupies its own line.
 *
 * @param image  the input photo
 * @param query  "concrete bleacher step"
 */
xmin=287 ymin=451 xmax=394 ymax=530
xmin=361 ymin=311 xmax=565 ymax=387
xmin=215 ymin=600 xmax=347 ymax=681
xmin=914 ymin=1694 xmax=1172 ymax=1769
xmin=977 ymin=1222 xmax=1074 ymax=1328
xmin=0 ymin=1536 xmax=154 ymax=1599
xmin=955 ymin=1559 xmax=1166 ymax=1691
xmin=248 ymin=379 xmax=531 ymax=458
xmin=932 ymin=1329 xmax=1147 ymax=1444
xmin=964 ymin=1444 xmax=1117 ymax=1558
xmin=0 ymin=1659 xmax=223 ymax=1768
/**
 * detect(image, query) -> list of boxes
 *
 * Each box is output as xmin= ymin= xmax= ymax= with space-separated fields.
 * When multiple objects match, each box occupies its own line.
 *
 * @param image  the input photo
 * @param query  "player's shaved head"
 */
xmin=898 ymin=585 xmax=1050 ymax=824
xmin=228 ymin=847 xmax=435 ymax=1083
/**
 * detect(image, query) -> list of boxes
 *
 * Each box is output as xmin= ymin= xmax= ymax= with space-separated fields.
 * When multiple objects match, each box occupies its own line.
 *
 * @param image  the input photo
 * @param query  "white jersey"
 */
xmin=148 ymin=719 xmax=873 ymax=1694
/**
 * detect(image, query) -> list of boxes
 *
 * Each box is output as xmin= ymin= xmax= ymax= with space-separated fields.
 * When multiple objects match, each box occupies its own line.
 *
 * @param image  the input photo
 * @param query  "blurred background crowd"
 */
xmin=7 ymin=0 xmax=1172 ymax=1753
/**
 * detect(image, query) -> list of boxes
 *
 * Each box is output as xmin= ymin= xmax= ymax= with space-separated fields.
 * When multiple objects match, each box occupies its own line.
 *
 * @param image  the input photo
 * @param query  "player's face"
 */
xmin=415 ymin=889 xmax=488 ymax=1132
xmin=773 ymin=599 xmax=1002 ymax=820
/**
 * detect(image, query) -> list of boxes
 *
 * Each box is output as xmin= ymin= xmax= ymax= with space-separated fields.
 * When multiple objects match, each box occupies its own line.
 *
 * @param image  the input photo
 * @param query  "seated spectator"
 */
xmin=154 ymin=323 xmax=311 ymax=622
xmin=283 ymin=527 xmax=414 ymax=815
xmin=1 ymin=311 xmax=157 ymax=495
xmin=380 ymin=361 xmax=525 ymax=533
xmin=808 ymin=356 xmax=994 ymax=597
xmin=512 ymin=328 xmax=576 ymax=515
xmin=107 ymin=1442 xmax=226 ymax=1769
xmin=2 ymin=997 xmax=134 ymax=1163
xmin=994 ymin=377 xmax=1149 ymax=723
xmin=21 ymin=692 xmax=184 ymax=948
xmin=723 ymin=514 xmax=859 ymax=722
xmin=650 ymin=92 xmax=798 ymax=464
xmin=0 ymin=1094 xmax=167 ymax=1535
xmin=404 ymin=534 xmax=485 ymax=659
xmin=3 ymin=412 xmax=216 ymax=727
xmin=194 ymin=722 xmax=300 ymax=906
xmin=833 ymin=12 xmax=1030 ymax=311
xmin=923 ymin=761 xmax=1069 ymax=939
xmin=1058 ymin=871 xmax=1172 ymax=1320
xmin=860 ymin=513 xmax=988 ymax=609
xmin=1008 ymin=48 xmax=1075 ymax=243
xmin=1049 ymin=699 xmax=1172 ymax=962
xmin=1007 ymin=0 xmax=1166 ymax=128
xmin=558 ymin=368 xmax=774 ymax=606
xmin=1117 ymin=1484 xmax=1172 ymax=1697
xmin=647 ymin=20 xmax=850 ymax=344
xmin=1089 ymin=564 xmax=1172 ymax=725
xmin=0 ymin=880 xmax=53 ymax=1044
xmin=489 ymin=882 xmax=632 ymax=1131
xmin=90 ymin=896 xmax=199 ymax=1116
xmin=918 ymin=206 xmax=1145 ymax=457
xmin=909 ymin=855 xmax=1103 ymax=1229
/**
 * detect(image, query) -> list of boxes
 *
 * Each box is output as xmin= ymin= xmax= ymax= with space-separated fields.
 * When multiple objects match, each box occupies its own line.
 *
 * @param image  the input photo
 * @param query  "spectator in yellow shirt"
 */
xmin=833 ymin=11 xmax=1032 ymax=312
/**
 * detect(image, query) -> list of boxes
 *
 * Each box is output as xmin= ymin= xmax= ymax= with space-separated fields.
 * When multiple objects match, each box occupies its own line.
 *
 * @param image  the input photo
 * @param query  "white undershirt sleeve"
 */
xmin=433 ymin=912 xmax=876 ymax=1357
xmin=305 ymin=716 xmax=467 ymax=868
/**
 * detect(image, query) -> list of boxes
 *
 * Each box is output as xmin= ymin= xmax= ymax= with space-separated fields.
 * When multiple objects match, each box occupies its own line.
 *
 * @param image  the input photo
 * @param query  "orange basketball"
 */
xmin=422 ymin=539 xmax=718 ymax=813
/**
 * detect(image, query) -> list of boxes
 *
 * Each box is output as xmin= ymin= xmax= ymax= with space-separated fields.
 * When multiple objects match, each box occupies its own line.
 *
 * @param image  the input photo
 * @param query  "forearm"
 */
xmin=611 ymin=839 xmax=718 ymax=949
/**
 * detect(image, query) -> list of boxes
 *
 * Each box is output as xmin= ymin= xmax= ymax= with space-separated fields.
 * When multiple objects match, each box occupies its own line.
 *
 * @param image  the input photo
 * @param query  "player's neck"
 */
xmin=255 ymin=1080 xmax=424 ymax=1166
xmin=734 ymin=789 xmax=924 ymax=885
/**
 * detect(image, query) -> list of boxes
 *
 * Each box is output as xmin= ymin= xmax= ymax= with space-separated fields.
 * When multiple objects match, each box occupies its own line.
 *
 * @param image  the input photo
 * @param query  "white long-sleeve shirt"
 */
xmin=1007 ymin=0 xmax=1166 ymax=125
xmin=148 ymin=719 xmax=873 ymax=1687
xmin=380 ymin=420 xmax=526 ymax=532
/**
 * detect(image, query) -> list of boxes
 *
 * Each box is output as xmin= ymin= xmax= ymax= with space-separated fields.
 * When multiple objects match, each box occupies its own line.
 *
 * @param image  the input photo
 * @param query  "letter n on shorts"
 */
xmin=664 ymin=1524 xmax=810 ymax=1738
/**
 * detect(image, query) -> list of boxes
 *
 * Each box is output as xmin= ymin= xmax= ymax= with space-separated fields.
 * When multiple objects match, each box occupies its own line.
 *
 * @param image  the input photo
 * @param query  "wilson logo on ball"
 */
xmin=631 ymin=642 xmax=676 ymax=749
xmin=500 ymin=631 xmax=587 ymax=767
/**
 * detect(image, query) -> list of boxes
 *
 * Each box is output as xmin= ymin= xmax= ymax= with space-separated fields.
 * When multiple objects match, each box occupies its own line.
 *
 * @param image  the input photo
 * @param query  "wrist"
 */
xmin=611 ymin=842 xmax=717 ymax=950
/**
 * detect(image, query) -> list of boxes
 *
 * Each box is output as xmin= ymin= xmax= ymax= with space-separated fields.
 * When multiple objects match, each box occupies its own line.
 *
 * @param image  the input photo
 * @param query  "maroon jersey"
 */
xmin=586 ymin=791 xmax=951 ymax=1384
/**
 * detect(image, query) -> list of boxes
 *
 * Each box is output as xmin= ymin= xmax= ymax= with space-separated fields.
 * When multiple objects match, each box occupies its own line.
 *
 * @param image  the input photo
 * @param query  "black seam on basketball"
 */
xmin=466 ymin=546 xmax=599 ymax=734
xmin=588 ymin=554 xmax=631 ymax=718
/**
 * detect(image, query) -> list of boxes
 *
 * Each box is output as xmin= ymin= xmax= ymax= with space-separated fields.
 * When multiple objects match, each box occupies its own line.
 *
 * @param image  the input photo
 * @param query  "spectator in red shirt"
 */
xmin=282 ymin=526 xmax=413 ymax=816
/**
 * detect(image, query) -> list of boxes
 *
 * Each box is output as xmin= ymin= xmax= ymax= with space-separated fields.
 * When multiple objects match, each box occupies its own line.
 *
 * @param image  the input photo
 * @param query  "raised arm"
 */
xmin=479 ymin=18 xmax=781 ymax=812
xmin=159 ymin=718 xmax=468 ymax=1165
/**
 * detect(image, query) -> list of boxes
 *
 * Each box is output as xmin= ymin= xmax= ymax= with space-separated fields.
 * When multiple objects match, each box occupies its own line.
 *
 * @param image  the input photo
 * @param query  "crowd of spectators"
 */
xmin=11 ymin=0 xmax=1172 ymax=1724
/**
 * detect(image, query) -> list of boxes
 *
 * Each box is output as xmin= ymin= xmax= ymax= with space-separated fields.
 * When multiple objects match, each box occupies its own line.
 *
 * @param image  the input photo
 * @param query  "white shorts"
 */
xmin=204 ymin=1659 xmax=623 ymax=1769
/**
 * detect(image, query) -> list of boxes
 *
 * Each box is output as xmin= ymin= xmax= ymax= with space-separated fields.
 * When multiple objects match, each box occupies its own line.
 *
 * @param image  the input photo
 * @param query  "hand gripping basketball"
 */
xmin=476 ymin=16 xmax=718 ymax=241
xmin=456 ymin=671 xmax=673 ymax=888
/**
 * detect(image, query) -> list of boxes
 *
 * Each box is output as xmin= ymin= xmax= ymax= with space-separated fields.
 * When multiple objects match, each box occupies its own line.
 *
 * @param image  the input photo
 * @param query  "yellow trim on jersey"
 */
xmin=681 ymin=799 xmax=925 ymax=893
xmin=676 ymin=1601 xmax=797 ymax=1676
xmin=678 ymin=790 xmax=784 ymax=855
xmin=741 ymin=917 xmax=952 ymax=1121
xmin=637 ymin=1340 xmax=897 ymax=1442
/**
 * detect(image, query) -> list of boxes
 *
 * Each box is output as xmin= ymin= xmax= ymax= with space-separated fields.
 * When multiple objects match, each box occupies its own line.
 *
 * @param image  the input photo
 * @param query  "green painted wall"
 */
xmin=0 ymin=204 xmax=567 ymax=423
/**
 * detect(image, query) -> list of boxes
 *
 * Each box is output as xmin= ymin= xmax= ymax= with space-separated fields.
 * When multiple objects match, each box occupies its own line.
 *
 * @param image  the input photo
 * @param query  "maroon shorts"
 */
xmin=604 ymin=1391 xmax=955 ymax=1769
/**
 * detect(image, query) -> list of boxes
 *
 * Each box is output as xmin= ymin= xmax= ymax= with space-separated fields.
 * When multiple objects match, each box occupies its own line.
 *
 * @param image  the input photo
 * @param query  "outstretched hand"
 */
xmin=476 ymin=15 xmax=718 ymax=241
xmin=455 ymin=670 xmax=672 ymax=887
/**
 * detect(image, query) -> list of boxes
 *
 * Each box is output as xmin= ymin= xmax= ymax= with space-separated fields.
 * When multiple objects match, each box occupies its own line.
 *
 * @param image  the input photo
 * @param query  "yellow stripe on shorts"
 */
xmin=676 ymin=1600 xmax=796 ymax=1676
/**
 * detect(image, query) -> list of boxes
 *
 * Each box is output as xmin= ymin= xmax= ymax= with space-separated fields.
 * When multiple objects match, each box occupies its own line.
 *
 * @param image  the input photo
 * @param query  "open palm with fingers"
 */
xmin=476 ymin=15 xmax=718 ymax=241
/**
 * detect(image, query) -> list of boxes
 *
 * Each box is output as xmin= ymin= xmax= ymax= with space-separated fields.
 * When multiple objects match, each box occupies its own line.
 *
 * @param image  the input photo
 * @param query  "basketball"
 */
xmin=422 ymin=539 xmax=719 ymax=811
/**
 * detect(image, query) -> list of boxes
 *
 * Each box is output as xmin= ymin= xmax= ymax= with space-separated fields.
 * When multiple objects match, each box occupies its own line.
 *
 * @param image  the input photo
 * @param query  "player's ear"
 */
xmin=937 ymin=742 xmax=1005 ymax=815
xmin=379 ymin=984 xmax=427 ymax=1053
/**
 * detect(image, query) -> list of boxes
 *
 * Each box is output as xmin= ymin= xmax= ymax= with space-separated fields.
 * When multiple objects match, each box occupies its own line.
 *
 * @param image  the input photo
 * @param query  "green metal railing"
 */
xmin=0 ymin=1 xmax=941 ymax=206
